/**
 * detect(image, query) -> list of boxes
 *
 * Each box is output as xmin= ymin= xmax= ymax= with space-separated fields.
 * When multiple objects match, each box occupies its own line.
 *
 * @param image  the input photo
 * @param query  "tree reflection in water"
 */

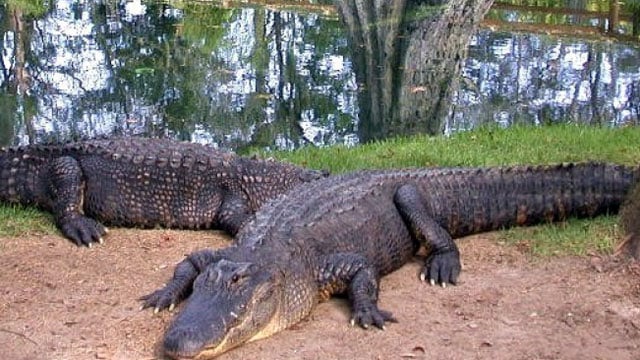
xmin=0 ymin=0 xmax=638 ymax=148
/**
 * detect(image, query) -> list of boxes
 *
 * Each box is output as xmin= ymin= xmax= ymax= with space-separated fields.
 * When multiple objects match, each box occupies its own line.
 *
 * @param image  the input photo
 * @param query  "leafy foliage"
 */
xmin=6 ymin=0 xmax=48 ymax=17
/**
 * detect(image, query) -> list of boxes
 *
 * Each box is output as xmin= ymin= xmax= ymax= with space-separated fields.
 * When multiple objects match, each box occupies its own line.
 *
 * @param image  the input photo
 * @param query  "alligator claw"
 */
xmin=59 ymin=215 xmax=107 ymax=247
xmin=140 ymin=286 xmax=183 ymax=313
xmin=423 ymin=249 xmax=461 ymax=287
xmin=351 ymin=306 xmax=396 ymax=330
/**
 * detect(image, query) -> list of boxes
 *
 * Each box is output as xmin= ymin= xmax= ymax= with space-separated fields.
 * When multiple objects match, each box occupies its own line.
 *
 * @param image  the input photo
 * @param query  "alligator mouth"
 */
xmin=163 ymin=303 xmax=279 ymax=359
xmin=164 ymin=347 xmax=219 ymax=360
xmin=164 ymin=326 xmax=243 ymax=360
xmin=164 ymin=347 xmax=198 ymax=359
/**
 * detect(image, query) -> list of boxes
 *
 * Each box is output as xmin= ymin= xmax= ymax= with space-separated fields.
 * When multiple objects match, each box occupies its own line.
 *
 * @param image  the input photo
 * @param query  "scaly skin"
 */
xmin=0 ymin=138 xmax=327 ymax=246
xmin=142 ymin=162 xmax=639 ymax=359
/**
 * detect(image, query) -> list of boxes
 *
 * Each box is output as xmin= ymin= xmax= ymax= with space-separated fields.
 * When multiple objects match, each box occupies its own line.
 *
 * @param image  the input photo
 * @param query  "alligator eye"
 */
xmin=231 ymin=274 xmax=240 ymax=283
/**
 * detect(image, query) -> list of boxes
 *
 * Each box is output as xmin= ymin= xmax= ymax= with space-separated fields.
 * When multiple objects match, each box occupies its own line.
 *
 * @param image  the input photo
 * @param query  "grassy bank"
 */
xmin=270 ymin=124 xmax=640 ymax=172
xmin=3 ymin=125 xmax=640 ymax=255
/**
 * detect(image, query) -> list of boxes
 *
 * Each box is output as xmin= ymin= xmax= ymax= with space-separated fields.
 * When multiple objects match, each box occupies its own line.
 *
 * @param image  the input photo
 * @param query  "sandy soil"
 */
xmin=1 ymin=229 xmax=639 ymax=360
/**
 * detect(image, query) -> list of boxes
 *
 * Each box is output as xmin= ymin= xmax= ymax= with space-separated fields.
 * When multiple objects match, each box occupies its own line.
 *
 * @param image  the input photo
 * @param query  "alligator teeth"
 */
xmin=350 ymin=318 xmax=355 ymax=327
xmin=420 ymin=273 xmax=426 ymax=282
xmin=88 ymin=243 xmax=93 ymax=248
xmin=169 ymin=303 xmax=175 ymax=312
xmin=229 ymin=311 xmax=238 ymax=319
xmin=441 ymin=282 xmax=447 ymax=288
xmin=154 ymin=307 xmax=160 ymax=314
xmin=98 ymin=237 xmax=104 ymax=244
xmin=429 ymin=279 xmax=435 ymax=286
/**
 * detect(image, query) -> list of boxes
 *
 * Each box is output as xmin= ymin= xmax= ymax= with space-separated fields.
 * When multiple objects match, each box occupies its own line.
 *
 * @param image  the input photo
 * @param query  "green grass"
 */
xmin=0 ymin=204 xmax=56 ymax=237
xmin=497 ymin=216 xmax=620 ymax=257
xmin=266 ymin=124 xmax=640 ymax=172
xmin=2 ymin=124 xmax=639 ymax=256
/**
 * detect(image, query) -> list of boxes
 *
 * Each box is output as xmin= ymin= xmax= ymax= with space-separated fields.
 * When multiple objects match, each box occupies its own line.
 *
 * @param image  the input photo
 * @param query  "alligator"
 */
xmin=0 ymin=137 xmax=326 ymax=246
xmin=141 ymin=162 xmax=640 ymax=359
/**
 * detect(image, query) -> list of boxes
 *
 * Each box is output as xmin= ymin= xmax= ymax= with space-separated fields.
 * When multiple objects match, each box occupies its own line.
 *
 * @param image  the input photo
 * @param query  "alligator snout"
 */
xmin=163 ymin=322 xmax=223 ymax=359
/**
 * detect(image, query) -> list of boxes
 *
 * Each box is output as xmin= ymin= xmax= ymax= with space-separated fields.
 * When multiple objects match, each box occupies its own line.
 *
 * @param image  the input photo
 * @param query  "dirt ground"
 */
xmin=1 ymin=228 xmax=640 ymax=360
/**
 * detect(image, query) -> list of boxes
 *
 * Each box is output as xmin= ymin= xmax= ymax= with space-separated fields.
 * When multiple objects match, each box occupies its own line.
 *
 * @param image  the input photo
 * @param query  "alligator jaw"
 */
xmin=164 ymin=306 xmax=282 ymax=360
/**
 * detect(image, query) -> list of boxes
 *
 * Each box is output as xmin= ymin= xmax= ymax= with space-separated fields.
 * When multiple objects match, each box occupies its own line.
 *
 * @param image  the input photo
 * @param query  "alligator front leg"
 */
xmin=49 ymin=157 xmax=107 ymax=246
xmin=394 ymin=184 xmax=461 ymax=286
xmin=141 ymin=249 xmax=219 ymax=312
xmin=318 ymin=253 xmax=397 ymax=329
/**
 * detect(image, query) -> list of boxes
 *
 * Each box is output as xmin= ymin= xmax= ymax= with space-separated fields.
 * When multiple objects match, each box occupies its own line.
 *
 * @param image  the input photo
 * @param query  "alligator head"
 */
xmin=163 ymin=259 xmax=283 ymax=359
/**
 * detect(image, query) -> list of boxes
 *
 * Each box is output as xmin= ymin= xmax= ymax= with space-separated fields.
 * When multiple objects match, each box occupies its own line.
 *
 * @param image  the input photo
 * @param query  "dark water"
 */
xmin=1 ymin=0 xmax=638 ymax=150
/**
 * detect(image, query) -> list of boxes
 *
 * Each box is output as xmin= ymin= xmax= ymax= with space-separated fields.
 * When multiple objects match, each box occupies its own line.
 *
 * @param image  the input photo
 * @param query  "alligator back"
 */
xmin=1 ymin=138 xmax=234 ymax=224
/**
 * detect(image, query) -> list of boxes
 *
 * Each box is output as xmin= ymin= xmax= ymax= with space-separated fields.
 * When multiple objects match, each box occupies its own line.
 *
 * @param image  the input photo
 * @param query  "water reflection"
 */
xmin=0 ymin=0 xmax=638 ymax=149
xmin=452 ymin=30 xmax=640 ymax=130
xmin=339 ymin=0 xmax=493 ymax=141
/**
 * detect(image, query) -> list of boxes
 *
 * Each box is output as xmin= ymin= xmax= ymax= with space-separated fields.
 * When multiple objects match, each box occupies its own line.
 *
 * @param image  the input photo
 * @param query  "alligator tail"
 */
xmin=619 ymin=180 xmax=640 ymax=259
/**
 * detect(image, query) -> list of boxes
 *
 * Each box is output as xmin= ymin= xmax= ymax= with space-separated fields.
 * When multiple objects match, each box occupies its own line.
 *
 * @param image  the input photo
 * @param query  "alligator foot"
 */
xmin=140 ymin=249 xmax=219 ymax=312
xmin=393 ymin=184 xmax=461 ymax=287
xmin=348 ymin=266 xmax=397 ymax=329
xmin=350 ymin=305 xmax=397 ymax=330
xmin=140 ymin=285 xmax=182 ymax=313
xmin=421 ymin=248 xmax=461 ymax=287
xmin=58 ymin=215 xmax=107 ymax=247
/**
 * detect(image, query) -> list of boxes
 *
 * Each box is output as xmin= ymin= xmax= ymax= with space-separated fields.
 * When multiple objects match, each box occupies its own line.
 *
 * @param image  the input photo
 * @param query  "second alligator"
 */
xmin=0 ymin=137 xmax=326 ymax=245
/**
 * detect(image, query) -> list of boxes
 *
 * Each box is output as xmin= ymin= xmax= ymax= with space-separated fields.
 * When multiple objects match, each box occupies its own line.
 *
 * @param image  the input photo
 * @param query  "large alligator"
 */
xmin=142 ymin=162 xmax=640 ymax=359
xmin=0 ymin=137 xmax=326 ymax=246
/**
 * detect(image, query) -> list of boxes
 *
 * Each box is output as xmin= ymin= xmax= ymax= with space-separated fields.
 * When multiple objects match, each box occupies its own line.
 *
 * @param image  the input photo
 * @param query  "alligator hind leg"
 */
xmin=318 ymin=253 xmax=397 ymax=329
xmin=49 ymin=156 xmax=106 ymax=246
xmin=393 ymin=184 xmax=461 ymax=286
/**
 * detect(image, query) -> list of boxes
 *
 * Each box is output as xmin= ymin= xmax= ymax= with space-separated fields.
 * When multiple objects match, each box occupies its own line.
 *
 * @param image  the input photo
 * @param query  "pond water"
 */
xmin=1 ymin=0 xmax=638 ymax=150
